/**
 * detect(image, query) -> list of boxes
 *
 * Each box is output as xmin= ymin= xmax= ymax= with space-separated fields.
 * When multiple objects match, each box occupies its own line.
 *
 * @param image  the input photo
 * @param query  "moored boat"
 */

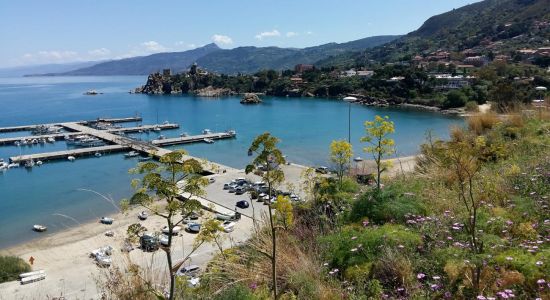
xmin=354 ymin=157 xmax=363 ymax=162
xmin=203 ymin=138 xmax=214 ymax=144
xmin=100 ymin=217 xmax=114 ymax=225
xmin=138 ymin=211 xmax=148 ymax=220
xmin=33 ymin=224 xmax=47 ymax=232
xmin=67 ymin=156 xmax=76 ymax=161
xmin=124 ymin=151 xmax=139 ymax=158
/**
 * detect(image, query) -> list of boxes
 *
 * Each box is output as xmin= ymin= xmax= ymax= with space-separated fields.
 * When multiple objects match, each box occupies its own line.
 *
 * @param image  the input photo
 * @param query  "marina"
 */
xmin=1 ymin=117 xmax=237 ymax=173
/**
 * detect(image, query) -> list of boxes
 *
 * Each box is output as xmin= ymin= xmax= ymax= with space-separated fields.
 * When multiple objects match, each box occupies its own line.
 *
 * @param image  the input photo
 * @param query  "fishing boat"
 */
xmin=227 ymin=129 xmax=236 ymax=136
xmin=33 ymin=224 xmax=47 ymax=232
xmin=94 ymin=152 xmax=102 ymax=157
xmin=36 ymin=160 xmax=43 ymax=166
xmin=158 ymin=135 xmax=166 ymax=140
xmin=100 ymin=217 xmax=114 ymax=225
xmin=124 ymin=151 xmax=139 ymax=158
xmin=153 ymin=126 xmax=161 ymax=132
xmin=138 ymin=211 xmax=148 ymax=220
xmin=354 ymin=157 xmax=363 ymax=162
xmin=67 ymin=156 xmax=76 ymax=161
xmin=14 ymin=141 xmax=21 ymax=146
xmin=8 ymin=163 xmax=20 ymax=169
xmin=138 ymin=157 xmax=152 ymax=162
xmin=47 ymin=137 xmax=55 ymax=143
xmin=84 ymin=90 xmax=99 ymax=95
xmin=180 ymin=132 xmax=189 ymax=137
xmin=203 ymin=138 xmax=214 ymax=144
xmin=202 ymin=129 xmax=211 ymax=134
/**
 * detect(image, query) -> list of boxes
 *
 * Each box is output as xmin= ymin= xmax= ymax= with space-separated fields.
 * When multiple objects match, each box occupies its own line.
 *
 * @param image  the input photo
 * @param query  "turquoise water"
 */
xmin=0 ymin=76 xmax=462 ymax=248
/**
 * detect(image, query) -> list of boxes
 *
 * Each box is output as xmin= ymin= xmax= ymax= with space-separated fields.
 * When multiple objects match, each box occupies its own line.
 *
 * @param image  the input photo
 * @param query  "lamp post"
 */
xmin=534 ymin=86 xmax=547 ymax=119
xmin=342 ymin=96 xmax=357 ymax=144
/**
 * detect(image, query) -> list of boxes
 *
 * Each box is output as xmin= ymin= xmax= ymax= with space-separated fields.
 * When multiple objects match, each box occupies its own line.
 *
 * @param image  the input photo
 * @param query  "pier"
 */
xmin=0 ymin=123 xmax=179 ymax=145
xmin=3 ymin=117 xmax=237 ymax=173
xmin=0 ymin=117 xmax=142 ymax=133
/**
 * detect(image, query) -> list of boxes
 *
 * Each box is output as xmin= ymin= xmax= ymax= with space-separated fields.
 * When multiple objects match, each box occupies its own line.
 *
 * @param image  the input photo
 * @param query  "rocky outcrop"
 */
xmin=240 ymin=93 xmax=262 ymax=104
xmin=193 ymin=86 xmax=234 ymax=97
xmin=135 ymin=73 xmax=164 ymax=94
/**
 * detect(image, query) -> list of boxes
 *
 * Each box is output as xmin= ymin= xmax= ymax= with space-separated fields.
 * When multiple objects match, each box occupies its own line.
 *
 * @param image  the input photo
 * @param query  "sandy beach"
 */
xmin=0 ymin=159 xmax=417 ymax=299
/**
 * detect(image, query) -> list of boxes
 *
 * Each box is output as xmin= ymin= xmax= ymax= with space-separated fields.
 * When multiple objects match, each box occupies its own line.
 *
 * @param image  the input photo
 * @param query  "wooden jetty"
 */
xmin=10 ymin=145 xmax=126 ymax=163
xmin=152 ymin=132 xmax=235 ymax=146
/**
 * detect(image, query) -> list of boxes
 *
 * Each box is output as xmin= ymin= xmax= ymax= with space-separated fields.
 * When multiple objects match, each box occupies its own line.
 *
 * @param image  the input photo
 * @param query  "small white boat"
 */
xmin=31 ymin=139 xmax=38 ymax=144
xmin=162 ymin=225 xmax=182 ymax=235
xmin=14 ymin=141 xmax=21 ymax=146
xmin=20 ymin=273 xmax=46 ymax=284
xmin=158 ymin=135 xmax=166 ymax=140
xmin=0 ymin=160 xmax=8 ymax=170
xmin=203 ymin=138 xmax=214 ymax=144
xmin=67 ymin=156 xmax=76 ymax=161
xmin=202 ymin=129 xmax=211 ymax=134
xmin=100 ymin=217 xmax=114 ymax=224
xmin=138 ymin=157 xmax=152 ymax=162
xmin=354 ymin=157 xmax=363 ymax=162
xmin=24 ymin=160 xmax=35 ymax=168
xmin=227 ymin=130 xmax=236 ymax=136
xmin=124 ymin=151 xmax=139 ymax=158
xmin=47 ymin=137 xmax=55 ymax=143
xmin=33 ymin=224 xmax=47 ymax=232
xmin=94 ymin=152 xmax=102 ymax=157
xmin=8 ymin=163 xmax=20 ymax=169
xmin=153 ymin=126 xmax=161 ymax=132
xmin=180 ymin=132 xmax=188 ymax=137
xmin=36 ymin=160 xmax=43 ymax=166
xmin=138 ymin=211 xmax=148 ymax=220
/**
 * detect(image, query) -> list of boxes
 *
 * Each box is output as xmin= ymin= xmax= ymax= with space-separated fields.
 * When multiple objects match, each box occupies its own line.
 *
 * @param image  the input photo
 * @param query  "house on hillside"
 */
xmin=433 ymin=74 xmax=474 ymax=90
xmin=357 ymin=70 xmax=374 ymax=78
xmin=295 ymin=64 xmax=314 ymax=74
xmin=463 ymin=56 xmax=488 ymax=67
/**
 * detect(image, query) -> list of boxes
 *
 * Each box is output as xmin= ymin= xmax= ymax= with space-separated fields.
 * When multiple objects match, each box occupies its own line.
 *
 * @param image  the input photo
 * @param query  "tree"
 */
xmin=245 ymin=133 xmax=286 ymax=299
xmin=121 ymin=150 xmax=208 ymax=300
xmin=273 ymin=195 xmax=294 ymax=230
xmin=361 ymin=116 xmax=395 ymax=190
xmin=198 ymin=219 xmax=227 ymax=259
xmin=444 ymin=90 xmax=468 ymax=108
xmin=329 ymin=140 xmax=353 ymax=185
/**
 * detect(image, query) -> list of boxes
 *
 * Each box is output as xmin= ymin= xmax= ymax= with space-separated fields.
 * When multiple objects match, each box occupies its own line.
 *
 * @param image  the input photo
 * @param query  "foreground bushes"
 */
xmin=0 ymin=255 xmax=31 ymax=283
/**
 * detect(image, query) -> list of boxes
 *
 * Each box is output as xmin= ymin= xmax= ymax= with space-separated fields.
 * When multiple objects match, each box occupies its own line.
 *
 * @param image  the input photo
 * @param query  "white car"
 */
xmin=222 ymin=221 xmax=235 ymax=232
xmin=162 ymin=226 xmax=182 ymax=235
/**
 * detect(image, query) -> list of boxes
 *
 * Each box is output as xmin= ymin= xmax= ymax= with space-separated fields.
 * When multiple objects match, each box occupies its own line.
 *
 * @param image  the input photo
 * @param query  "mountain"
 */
xmin=195 ymin=35 xmax=400 ymax=74
xmin=319 ymin=0 xmax=550 ymax=66
xmin=0 ymin=61 xmax=101 ymax=77
xmin=55 ymin=35 xmax=399 ymax=76
xmin=60 ymin=43 xmax=222 ymax=76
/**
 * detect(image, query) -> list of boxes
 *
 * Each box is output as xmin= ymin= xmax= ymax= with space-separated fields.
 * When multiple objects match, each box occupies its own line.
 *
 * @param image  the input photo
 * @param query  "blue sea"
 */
xmin=0 ymin=76 xmax=462 ymax=248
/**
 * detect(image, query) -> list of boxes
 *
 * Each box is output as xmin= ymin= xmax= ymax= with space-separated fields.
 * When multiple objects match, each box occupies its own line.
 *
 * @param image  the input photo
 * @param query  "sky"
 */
xmin=0 ymin=0 xmax=482 ymax=68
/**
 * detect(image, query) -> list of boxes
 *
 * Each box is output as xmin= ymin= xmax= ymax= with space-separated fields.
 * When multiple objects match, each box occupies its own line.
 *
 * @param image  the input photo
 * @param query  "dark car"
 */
xmin=235 ymin=187 xmax=245 ymax=195
xmin=236 ymin=200 xmax=250 ymax=209
xmin=140 ymin=234 xmax=159 ymax=252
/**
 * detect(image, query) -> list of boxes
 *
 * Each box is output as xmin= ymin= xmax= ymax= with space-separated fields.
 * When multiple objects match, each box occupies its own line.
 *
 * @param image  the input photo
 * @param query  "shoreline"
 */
xmin=0 ymin=157 xmax=417 ymax=254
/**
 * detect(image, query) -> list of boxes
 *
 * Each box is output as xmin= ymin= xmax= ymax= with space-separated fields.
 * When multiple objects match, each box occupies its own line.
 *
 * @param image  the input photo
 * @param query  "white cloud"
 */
xmin=141 ymin=41 xmax=168 ymax=53
xmin=255 ymin=29 xmax=281 ymax=40
xmin=211 ymin=34 xmax=233 ymax=45
xmin=88 ymin=48 xmax=111 ymax=57
xmin=20 ymin=50 xmax=81 ymax=64
xmin=305 ymin=31 xmax=313 ymax=35
xmin=286 ymin=31 xmax=298 ymax=38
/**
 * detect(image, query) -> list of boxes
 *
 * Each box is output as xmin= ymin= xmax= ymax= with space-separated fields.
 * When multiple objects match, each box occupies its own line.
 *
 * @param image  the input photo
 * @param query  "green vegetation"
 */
xmin=0 ymin=255 xmax=31 ymax=283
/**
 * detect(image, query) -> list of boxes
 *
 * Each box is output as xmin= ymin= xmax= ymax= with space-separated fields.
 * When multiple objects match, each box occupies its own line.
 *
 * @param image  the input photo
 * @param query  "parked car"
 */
xmin=223 ymin=183 xmax=230 ymax=190
xmin=222 ymin=221 xmax=235 ymax=232
xmin=159 ymin=234 xmax=170 ymax=246
xmin=208 ymin=177 xmax=216 ymax=184
xmin=140 ymin=234 xmax=159 ymax=252
xmin=236 ymin=200 xmax=250 ymax=209
xmin=216 ymin=212 xmax=241 ymax=221
xmin=235 ymin=187 xmax=245 ymax=195
xmin=187 ymin=222 xmax=201 ymax=233
xmin=176 ymin=265 xmax=201 ymax=277
xmin=316 ymin=166 xmax=329 ymax=174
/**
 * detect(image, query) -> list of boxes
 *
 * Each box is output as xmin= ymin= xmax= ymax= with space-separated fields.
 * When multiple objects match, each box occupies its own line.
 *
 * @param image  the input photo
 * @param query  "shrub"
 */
xmin=444 ymin=90 xmax=468 ymax=108
xmin=318 ymin=224 xmax=422 ymax=270
xmin=348 ymin=184 xmax=426 ymax=224
xmin=465 ymin=101 xmax=479 ymax=112
xmin=467 ymin=112 xmax=500 ymax=135
xmin=286 ymin=271 xmax=321 ymax=299
xmin=213 ymin=284 xmax=256 ymax=300
xmin=0 ymin=255 xmax=31 ymax=283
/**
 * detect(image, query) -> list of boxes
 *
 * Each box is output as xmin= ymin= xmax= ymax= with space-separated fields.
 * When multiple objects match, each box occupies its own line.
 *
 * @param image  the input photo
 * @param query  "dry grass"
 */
xmin=203 ymin=218 xmax=338 ymax=299
xmin=467 ymin=112 xmax=501 ymax=135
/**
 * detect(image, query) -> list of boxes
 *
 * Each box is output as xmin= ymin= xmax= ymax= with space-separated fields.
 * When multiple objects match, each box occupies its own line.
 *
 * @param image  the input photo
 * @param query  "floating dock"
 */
xmin=0 ymin=117 xmax=142 ymax=133
xmin=0 ymin=123 xmax=178 ymax=145
xmin=4 ymin=117 xmax=237 ymax=173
